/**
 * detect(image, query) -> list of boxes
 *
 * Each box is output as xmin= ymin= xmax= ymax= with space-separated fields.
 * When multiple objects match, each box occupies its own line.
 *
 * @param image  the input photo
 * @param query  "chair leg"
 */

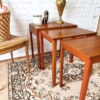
xmin=25 ymin=44 xmax=30 ymax=72
xmin=11 ymin=52 xmax=14 ymax=63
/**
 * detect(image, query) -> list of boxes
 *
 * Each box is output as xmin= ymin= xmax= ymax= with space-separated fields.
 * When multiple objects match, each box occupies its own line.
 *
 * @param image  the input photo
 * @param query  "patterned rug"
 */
xmin=8 ymin=52 xmax=100 ymax=100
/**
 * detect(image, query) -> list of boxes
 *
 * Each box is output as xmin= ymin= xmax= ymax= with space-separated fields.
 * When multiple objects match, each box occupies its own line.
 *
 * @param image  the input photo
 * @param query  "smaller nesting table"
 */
xmin=60 ymin=35 xmax=100 ymax=100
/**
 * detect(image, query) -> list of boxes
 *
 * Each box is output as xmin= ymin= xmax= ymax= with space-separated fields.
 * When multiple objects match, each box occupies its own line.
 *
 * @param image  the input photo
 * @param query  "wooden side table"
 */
xmin=29 ymin=22 xmax=77 ymax=69
xmin=40 ymin=27 xmax=96 ymax=86
xmin=60 ymin=35 xmax=100 ymax=100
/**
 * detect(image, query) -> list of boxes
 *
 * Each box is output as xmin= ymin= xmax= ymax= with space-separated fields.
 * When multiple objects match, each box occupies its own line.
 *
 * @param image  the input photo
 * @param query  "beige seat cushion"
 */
xmin=0 ymin=35 xmax=28 ymax=51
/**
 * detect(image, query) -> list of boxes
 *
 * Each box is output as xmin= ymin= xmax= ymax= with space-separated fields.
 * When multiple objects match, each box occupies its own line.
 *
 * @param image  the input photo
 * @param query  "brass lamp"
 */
xmin=56 ymin=0 xmax=66 ymax=24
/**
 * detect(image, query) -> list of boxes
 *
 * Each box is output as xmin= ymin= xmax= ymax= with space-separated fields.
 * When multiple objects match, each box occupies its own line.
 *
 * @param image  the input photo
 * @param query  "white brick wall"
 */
xmin=0 ymin=0 xmax=100 ymax=60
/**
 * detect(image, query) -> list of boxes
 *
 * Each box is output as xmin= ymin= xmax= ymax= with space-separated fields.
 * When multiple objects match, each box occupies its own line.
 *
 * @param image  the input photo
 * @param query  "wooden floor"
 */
xmin=0 ymin=61 xmax=9 ymax=100
xmin=0 ymin=57 xmax=26 ymax=100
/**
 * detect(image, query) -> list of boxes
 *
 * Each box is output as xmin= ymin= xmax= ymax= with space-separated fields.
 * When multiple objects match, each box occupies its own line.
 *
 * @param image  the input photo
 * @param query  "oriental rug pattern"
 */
xmin=8 ymin=52 xmax=100 ymax=100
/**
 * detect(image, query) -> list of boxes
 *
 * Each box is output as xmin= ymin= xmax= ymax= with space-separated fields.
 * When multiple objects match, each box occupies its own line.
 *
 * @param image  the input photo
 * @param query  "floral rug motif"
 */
xmin=8 ymin=52 xmax=100 ymax=100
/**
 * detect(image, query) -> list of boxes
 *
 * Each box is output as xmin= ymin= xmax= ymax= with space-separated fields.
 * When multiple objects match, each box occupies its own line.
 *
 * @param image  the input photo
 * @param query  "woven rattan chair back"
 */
xmin=0 ymin=11 xmax=10 ymax=42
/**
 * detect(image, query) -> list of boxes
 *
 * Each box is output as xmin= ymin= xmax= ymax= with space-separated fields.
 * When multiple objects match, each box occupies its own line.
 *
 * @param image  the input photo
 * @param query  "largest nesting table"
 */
xmin=60 ymin=35 xmax=100 ymax=100
xmin=40 ymin=27 xmax=96 ymax=87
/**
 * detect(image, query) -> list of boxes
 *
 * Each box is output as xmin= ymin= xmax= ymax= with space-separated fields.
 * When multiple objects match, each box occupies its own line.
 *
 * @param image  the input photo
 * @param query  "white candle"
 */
xmin=33 ymin=15 xmax=42 ymax=25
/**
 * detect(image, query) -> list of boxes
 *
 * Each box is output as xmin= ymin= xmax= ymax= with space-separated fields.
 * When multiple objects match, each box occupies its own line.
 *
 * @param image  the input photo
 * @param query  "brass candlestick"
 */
xmin=0 ymin=0 xmax=2 ymax=8
xmin=56 ymin=0 xmax=66 ymax=24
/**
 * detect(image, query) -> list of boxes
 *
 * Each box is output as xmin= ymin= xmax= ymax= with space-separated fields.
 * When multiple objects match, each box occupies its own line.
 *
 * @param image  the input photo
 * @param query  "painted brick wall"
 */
xmin=0 ymin=0 xmax=100 ymax=60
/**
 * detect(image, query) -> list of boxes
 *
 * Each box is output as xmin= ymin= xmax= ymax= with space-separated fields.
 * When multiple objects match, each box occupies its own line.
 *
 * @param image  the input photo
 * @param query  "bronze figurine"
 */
xmin=42 ymin=10 xmax=49 ymax=24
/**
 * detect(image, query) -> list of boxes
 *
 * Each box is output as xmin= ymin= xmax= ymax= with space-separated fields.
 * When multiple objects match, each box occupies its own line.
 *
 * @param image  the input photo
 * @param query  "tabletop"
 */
xmin=29 ymin=22 xmax=77 ymax=30
xmin=61 ymin=35 xmax=100 ymax=59
xmin=41 ymin=27 xmax=97 ymax=40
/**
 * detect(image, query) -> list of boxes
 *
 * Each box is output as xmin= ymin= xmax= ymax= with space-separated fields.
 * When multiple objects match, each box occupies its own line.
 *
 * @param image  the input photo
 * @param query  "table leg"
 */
xmin=39 ymin=33 xmax=45 ymax=69
xmin=69 ymin=54 xmax=74 ymax=63
xmin=52 ymin=40 xmax=57 ymax=87
xmin=59 ymin=41 xmax=61 ymax=56
xmin=79 ymin=60 xmax=92 ymax=100
xmin=60 ymin=45 xmax=64 ymax=87
xmin=29 ymin=30 xmax=34 ymax=58
xmin=36 ymin=32 xmax=42 ymax=69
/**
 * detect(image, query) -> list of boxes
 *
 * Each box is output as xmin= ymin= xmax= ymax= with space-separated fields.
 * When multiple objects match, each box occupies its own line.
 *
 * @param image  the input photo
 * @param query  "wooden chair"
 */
xmin=0 ymin=7 xmax=30 ymax=72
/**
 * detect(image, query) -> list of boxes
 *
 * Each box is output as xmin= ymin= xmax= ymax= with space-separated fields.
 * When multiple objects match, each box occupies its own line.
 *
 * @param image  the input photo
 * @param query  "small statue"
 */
xmin=42 ymin=10 xmax=49 ymax=24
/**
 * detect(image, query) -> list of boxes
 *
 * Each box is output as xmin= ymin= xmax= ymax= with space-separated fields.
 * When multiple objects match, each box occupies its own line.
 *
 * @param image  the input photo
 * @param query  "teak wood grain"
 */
xmin=40 ymin=27 xmax=97 ymax=87
xmin=29 ymin=22 xmax=77 ymax=69
xmin=41 ymin=27 xmax=96 ymax=40
xmin=60 ymin=35 xmax=100 ymax=100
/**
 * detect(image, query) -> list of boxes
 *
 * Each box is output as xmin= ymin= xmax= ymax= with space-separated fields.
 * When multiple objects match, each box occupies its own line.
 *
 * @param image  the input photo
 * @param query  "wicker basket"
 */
xmin=0 ymin=11 xmax=10 ymax=42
